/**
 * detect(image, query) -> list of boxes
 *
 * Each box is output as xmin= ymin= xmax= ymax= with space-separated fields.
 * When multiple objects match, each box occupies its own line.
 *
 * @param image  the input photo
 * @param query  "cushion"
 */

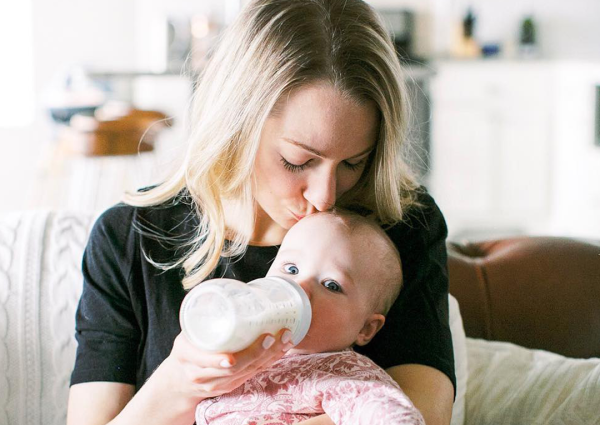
xmin=0 ymin=211 xmax=93 ymax=425
xmin=465 ymin=337 xmax=600 ymax=424
xmin=449 ymin=294 xmax=468 ymax=425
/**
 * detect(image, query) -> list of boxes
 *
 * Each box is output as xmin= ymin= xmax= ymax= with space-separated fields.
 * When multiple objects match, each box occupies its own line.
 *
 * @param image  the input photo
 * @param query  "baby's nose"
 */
xmin=297 ymin=278 xmax=313 ymax=301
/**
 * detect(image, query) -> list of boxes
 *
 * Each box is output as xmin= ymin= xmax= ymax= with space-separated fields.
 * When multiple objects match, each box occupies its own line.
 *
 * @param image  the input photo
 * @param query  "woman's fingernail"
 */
xmin=281 ymin=330 xmax=293 ymax=344
xmin=263 ymin=335 xmax=276 ymax=350
xmin=220 ymin=358 xmax=233 ymax=368
xmin=282 ymin=343 xmax=293 ymax=352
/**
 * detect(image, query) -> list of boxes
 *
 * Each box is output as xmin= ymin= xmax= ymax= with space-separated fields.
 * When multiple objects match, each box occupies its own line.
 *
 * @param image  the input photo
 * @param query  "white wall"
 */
xmin=2 ymin=0 xmax=600 ymax=216
xmin=0 ymin=0 xmax=136 ymax=211
xmin=550 ymin=63 xmax=600 ymax=237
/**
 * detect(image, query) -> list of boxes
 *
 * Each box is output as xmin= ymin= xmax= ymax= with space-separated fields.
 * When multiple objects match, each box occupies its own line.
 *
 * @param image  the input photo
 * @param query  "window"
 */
xmin=0 ymin=0 xmax=35 ymax=127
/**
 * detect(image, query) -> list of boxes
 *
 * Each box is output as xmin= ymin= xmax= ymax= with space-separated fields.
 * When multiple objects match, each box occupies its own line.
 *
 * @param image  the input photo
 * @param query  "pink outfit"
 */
xmin=195 ymin=349 xmax=425 ymax=425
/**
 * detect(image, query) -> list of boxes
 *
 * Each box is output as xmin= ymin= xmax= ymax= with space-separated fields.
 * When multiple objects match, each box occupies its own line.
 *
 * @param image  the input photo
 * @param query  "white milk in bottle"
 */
xmin=180 ymin=276 xmax=311 ymax=352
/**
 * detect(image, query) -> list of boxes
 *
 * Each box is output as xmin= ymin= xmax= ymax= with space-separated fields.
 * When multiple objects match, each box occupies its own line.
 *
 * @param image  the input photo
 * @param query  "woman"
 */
xmin=67 ymin=1 xmax=455 ymax=424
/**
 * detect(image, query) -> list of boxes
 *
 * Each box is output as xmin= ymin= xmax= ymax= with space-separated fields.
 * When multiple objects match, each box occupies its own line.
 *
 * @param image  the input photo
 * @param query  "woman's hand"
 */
xmin=75 ymin=328 xmax=295 ymax=425
xmin=159 ymin=328 xmax=295 ymax=400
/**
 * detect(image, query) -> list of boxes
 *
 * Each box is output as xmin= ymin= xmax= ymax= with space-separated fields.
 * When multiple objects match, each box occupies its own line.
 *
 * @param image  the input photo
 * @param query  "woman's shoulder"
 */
xmin=385 ymin=187 xmax=447 ymax=244
xmin=91 ymin=191 xmax=198 ymax=249
xmin=89 ymin=203 xmax=137 ymax=247
xmin=84 ymin=193 xmax=198 ymax=281
xmin=133 ymin=191 xmax=198 ymax=236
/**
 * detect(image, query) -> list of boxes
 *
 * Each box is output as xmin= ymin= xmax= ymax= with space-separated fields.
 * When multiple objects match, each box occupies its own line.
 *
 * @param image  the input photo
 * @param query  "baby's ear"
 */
xmin=354 ymin=313 xmax=385 ymax=346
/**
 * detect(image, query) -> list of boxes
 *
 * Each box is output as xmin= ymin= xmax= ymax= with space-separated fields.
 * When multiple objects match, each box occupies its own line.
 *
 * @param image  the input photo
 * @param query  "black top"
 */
xmin=71 ymin=190 xmax=456 ymax=394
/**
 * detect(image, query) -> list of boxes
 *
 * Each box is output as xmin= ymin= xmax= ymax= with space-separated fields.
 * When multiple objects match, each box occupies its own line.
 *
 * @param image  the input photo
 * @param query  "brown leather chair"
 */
xmin=447 ymin=237 xmax=600 ymax=359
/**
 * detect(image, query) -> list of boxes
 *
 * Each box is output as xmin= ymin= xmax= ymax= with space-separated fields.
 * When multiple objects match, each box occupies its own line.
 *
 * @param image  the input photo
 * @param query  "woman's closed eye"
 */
xmin=343 ymin=158 xmax=367 ymax=172
xmin=280 ymin=156 xmax=310 ymax=173
xmin=322 ymin=279 xmax=343 ymax=293
xmin=279 ymin=155 xmax=367 ymax=173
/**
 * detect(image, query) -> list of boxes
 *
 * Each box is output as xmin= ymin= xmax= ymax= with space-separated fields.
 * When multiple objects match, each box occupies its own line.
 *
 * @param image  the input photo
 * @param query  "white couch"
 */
xmin=0 ymin=211 xmax=598 ymax=425
xmin=0 ymin=211 xmax=93 ymax=425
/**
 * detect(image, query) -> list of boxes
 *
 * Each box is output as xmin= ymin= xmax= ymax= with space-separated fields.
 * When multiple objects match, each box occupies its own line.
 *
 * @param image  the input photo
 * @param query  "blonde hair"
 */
xmin=125 ymin=0 xmax=420 ymax=290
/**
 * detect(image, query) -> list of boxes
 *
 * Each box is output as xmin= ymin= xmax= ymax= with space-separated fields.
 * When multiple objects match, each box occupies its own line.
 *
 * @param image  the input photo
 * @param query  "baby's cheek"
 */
xmin=309 ymin=312 xmax=333 ymax=339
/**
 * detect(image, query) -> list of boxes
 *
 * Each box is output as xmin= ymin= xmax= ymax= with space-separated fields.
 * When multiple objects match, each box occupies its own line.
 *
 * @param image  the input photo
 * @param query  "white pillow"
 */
xmin=449 ymin=294 xmax=468 ymax=425
xmin=465 ymin=338 xmax=600 ymax=424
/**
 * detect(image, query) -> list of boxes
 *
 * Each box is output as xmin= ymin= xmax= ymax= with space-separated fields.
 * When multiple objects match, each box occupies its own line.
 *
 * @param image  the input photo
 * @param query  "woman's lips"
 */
xmin=290 ymin=211 xmax=306 ymax=221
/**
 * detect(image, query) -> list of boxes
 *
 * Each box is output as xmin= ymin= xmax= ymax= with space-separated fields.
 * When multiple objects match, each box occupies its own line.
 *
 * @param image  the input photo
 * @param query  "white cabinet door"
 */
xmin=430 ymin=105 xmax=496 ymax=215
xmin=497 ymin=109 xmax=550 ymax=217
xmin=428 ymin=61 xmax=552 ymax=238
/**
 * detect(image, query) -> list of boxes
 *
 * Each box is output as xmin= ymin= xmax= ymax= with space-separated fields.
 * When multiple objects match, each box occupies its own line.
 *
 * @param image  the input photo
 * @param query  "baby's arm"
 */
xmin=319 ymin=351 xmax=425 ymax=425
xmin=321 ymin=378 xmax=425 ymax=425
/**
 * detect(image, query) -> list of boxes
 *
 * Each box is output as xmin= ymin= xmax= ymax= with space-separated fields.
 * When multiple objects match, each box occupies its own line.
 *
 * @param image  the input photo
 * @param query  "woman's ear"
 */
xmin=354 ymin=313 xmax=385 ymax=346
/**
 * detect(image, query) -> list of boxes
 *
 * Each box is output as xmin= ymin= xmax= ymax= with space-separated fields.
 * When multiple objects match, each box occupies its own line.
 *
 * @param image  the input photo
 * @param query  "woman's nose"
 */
xmin=304 ymin=167 xmax=336 ymax=212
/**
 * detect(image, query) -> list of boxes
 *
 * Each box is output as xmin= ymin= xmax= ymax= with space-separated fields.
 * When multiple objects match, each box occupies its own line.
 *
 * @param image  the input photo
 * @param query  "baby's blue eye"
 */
xmin=322 ymin=280 xmax=342 ymax=293
xmin=283 ymin=264 xmax=299 ymax=275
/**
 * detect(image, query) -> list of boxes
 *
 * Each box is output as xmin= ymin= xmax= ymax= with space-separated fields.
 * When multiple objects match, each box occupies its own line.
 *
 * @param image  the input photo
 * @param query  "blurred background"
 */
xmin=1 ymin=0 xmax=599 ymax=240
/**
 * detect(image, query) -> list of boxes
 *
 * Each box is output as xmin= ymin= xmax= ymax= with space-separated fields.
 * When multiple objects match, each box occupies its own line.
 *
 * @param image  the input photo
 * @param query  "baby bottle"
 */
xmin=180 ymin=276 xmax=312 ymax=352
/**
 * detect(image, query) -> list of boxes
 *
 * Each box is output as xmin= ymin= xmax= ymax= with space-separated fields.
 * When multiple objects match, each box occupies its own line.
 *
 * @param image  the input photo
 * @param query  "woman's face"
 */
xmin=252 ymin=82 xmax=379 ymax=244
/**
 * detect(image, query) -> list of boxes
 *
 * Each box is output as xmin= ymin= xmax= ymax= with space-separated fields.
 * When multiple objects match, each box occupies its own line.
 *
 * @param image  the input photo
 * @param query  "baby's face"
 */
xmin=267 ymin=214 xmax=387 ymax=354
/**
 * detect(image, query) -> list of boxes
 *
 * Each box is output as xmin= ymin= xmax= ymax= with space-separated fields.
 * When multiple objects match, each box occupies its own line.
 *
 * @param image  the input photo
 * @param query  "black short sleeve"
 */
xmin=354 ymin=190 xmax=456 ymax=394
xmin=70 ymin=204 xmax=141 ymax=386
xmin=70 ymin=190 xmax=456 ymax=396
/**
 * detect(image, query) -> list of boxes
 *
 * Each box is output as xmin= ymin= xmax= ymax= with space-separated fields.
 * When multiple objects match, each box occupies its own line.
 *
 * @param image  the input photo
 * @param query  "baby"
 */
xmin=195 ymin=211 xmax=425 ymax=425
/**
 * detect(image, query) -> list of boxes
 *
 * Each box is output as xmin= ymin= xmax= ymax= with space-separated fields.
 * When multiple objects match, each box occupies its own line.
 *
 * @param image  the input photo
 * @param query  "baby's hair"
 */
xmin=302 ymin=209 xmax=402 ymax=315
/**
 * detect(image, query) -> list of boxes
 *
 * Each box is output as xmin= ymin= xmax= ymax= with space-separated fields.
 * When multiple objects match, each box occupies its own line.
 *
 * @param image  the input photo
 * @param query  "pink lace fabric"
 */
xmin=196 ymin=350 xmax=425 ymax=425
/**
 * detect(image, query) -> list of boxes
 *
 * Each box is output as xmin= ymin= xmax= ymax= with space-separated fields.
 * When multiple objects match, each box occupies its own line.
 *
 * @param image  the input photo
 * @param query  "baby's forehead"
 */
xmin=296 ymin=212 xmax=373 ymax=236
xmin=296 ymin=213 xmax=347 ymax=230
xmin=288 ymin=213 xmax=390 ymax=254
xmin=289 ymin=213 xmax=358 ymax=241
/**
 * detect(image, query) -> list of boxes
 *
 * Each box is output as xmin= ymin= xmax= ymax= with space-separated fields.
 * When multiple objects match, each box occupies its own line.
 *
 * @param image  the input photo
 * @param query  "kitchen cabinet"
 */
xmin=428 ymin=61 xmax=554 ymax=238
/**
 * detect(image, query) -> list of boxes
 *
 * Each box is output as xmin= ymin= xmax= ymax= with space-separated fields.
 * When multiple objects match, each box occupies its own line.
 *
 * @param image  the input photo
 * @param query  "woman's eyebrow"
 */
xmin=283 ymin=138 xmax=374 ymax=159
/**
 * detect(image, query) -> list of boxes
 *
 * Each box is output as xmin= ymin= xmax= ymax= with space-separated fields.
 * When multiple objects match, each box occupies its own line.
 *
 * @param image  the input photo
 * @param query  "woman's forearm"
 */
xmin=67 ymin=382 xmax=135 ymax=425
xmin=387 ymin=364 xmax=454 ymax=425
xmin=110 ymin=330 xmax=293 ymax=425
xmin=107 ymin=357 xmax=203 ymax=425
xmin=108 ymin=383 xmax=198 ymax=425
xmin=67 ymin=379 xmax=199 ymax=425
